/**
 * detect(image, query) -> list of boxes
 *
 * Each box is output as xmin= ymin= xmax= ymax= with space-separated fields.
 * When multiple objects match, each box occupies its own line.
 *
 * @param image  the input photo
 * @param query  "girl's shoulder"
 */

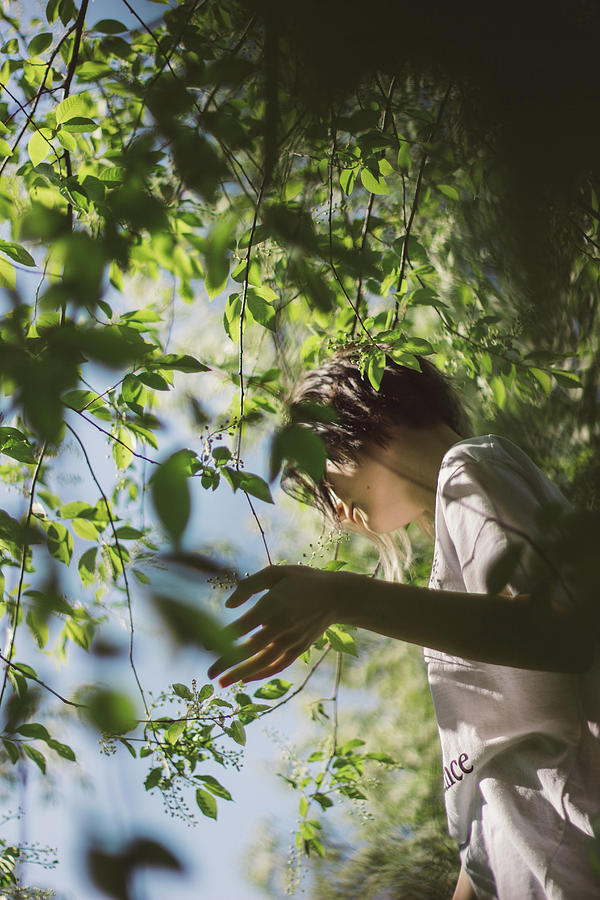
xmin=440 ymin=433 xmax=528 ymax=476
xmin=437 ymin=433 xmax=569 ymax=510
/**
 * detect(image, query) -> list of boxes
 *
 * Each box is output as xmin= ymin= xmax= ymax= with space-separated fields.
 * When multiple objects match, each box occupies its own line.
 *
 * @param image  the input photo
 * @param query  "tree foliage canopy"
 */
xmin=0 ymin=0 xmax=599 ymax=895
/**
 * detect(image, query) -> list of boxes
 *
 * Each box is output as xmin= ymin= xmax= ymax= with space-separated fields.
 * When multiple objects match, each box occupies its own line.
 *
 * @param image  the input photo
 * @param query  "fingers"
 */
xmin=207 ymin=625 xmax=278 ymax=680
xmin=217 ymin=641 xmax=284 ymax=688
xmin=225 ymin=565 xmax=288 ymax=608
xmin=216 ymin=634 xmax=305 ymax=688
xmin=232 ymin=648 xmax=299 ymax=686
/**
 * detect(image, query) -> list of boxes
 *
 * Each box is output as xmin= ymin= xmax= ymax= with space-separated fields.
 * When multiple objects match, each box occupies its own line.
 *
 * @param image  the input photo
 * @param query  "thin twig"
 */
xmin=0 ymin=24 xmax=76 ymax=177
xmin=0 ymin=653 xmax=83 ymax=709
xmin=0 ymin=443 xmax=47 ymax=711
xmin=392 ymin=83 xmax=453 ymax=327
xmin=351 ymin=75 xmax=396 ymax=334
xmin=236 ymin=179 xmax=266 ymax=462
xmin=244 ymin=493 xmax=273 ymax=565
xmin=327 ymin=119 xmax=379 ymax=346
xmin=66 ymin=407 xmax=159 ymax=466
xmin=65 ymin=424 xmax=161 ymax=749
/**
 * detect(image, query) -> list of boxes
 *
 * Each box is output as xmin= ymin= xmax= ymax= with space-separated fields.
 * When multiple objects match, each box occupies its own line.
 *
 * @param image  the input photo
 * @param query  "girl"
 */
xmin=207 ymin=349 xmax=600 ymax=899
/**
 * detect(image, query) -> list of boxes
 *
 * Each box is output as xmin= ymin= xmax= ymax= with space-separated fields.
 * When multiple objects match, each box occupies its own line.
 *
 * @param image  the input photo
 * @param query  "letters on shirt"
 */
xmin=443 ymin=752 xmax=474 ymax=792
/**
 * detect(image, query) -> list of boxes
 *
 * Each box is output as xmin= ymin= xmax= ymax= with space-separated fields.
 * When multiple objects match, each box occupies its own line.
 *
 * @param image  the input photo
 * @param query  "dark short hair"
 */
xmin=281 ymin=346 xmax=472 ymax=518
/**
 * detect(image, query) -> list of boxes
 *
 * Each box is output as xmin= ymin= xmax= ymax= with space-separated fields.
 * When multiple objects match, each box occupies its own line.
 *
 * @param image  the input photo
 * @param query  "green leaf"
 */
xmin=549 ymin=369 xmax=582 ymax=388
xmin=91 ymin=18 xmax=128 ymax=33
xmin=165 ymin=720 xmax=186 ymax=744
xmin=62 ymin=116 xmax=98 ymax=133
xmin=196 ymin=787 xmax=217 ymax=819
xmin=78 ymin=547 xmax=97 ymax=586
xmin=0 ymin=138 xmax=13 ymax=158
xmin=138 ymin=371 xmax=170 ymax=391
xmin=24 ymin=744 xmax=46 ymax=773
xmin=0 ymin=256 xmax=16 ymax=290
xmin=47 ymin=522 xmax=73 ymax=565
xmin=490 ymin=375 xmax=507 ymax=409
xmin=28 ymin=129 xmax=54 ymax=167
xmin=360 ymin=168 xmax=389 ymax=195
xmin=28 ymin=32 xmax=53 ymax=56
xmin=26 ymin=608 xmax=49 ymax=648
xmin=530 ymin=367 xmax=552 ymax=395
xmin=0 ymin=240 xmax=35 ymax=267
xmin=340 ymin=167 xmax=358 ymax=195
xmin=113 ymin=427 xmax=135 ymax=470
xmin=337 ymin=738 xmax=365 ymax=755
xmin=237 ymin=471 xmax=274 ymax=504
xmin=172 ymin=682 xmax=193 ymax=700
xmin=228 ymin=720 xmax=246 ymax=746
xmin=0 ymin=426 xmax=35 ymax=463
xmin=254 ymin=678 xmax=292 ymax=699
xmin=367 ymin=350 xmax=386 ymax=390
xmin=47 ymin=738 xmax=76 ymax=761
xmin=145 ymin=767 xmax=162 ymax=790
xmin=56 ymin=129 xmax=77 ymax=151
xmin=246 ymin=290 xmax=276 ymax=331
xmin=205 ymin=217 xmax=234 ymax=298
xmin=198 ymin=683 xmax=214 ymax=701
xmin=71 ymin=517 xmax=99 ymax=540
xmin=152 ymin=354 xmax=209 ymax=373
xmin=397 ymin=141 xmax=411 ymax=172
xmin=325 ymin=625 xmax=358 ymax=656
xmin=16 ymin=722 xmax=51 ymax=741
xmin=399 ymin=337 xmax=434 ymax=355
xmin=196 ymin=774 xmax=232 ymax=801
xmin=55 ymin=93 xmax=90 ymax=124
xmin=59 ymin=501 xmax=94 ymax=519
xmin=114 ymin=526 xmax=143 ymax=540
xmin=119 ymin=738 xmax=136 ymax=758
xmin=2 ymin=38 xmax=19 ymax=53
xmin=437 ymin=184 xmax=459 ymax=201
xmin=3 ymin=740 xmax=19 ymax=764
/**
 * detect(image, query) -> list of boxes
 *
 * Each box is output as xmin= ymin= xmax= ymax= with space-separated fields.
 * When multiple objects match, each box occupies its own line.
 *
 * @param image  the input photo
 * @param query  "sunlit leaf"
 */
xmin=196 ymin=787 xmax=217 ymax=819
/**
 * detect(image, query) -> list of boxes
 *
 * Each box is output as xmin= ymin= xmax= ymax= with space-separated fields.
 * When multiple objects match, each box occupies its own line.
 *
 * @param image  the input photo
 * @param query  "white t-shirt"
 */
xmin=425 ymin=434 xmax=600 ymax=899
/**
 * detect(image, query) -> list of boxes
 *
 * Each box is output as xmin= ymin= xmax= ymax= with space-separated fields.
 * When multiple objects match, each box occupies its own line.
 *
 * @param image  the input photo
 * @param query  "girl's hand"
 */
xmin=207 ymin=565 xmax=344 ymax=688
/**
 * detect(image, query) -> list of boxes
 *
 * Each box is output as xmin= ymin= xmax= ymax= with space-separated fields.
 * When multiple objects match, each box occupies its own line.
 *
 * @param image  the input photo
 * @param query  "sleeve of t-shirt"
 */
xmin=439 ymin=454 xmax=571 ymax=606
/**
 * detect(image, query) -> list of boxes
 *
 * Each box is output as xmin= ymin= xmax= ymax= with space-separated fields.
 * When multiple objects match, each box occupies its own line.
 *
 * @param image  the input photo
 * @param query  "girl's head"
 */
xmin=281 ymin=347 xmax=471 ymax=548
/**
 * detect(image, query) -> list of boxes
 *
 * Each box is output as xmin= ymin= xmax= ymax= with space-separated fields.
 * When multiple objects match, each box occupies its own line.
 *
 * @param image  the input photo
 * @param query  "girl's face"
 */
xmin=325 ymin=447 xmax=428 ymax=534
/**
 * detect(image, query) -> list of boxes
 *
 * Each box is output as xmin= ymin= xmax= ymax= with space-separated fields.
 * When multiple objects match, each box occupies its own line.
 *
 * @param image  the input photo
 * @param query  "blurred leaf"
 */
xmin=83 ymin=688 xmax=138 ymax=734
xmin=0 ymin=256 xmax=16 ymax=289
xmin=270 ymin=424 xmax=327 ymax=482
xmin=151 ymin=451 xmax=191 ymax=544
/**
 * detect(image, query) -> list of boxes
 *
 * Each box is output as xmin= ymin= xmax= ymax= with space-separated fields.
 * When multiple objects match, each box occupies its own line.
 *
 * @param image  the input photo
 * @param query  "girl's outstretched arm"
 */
xmin=207 ymin=565 xmax=593 ymax=687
